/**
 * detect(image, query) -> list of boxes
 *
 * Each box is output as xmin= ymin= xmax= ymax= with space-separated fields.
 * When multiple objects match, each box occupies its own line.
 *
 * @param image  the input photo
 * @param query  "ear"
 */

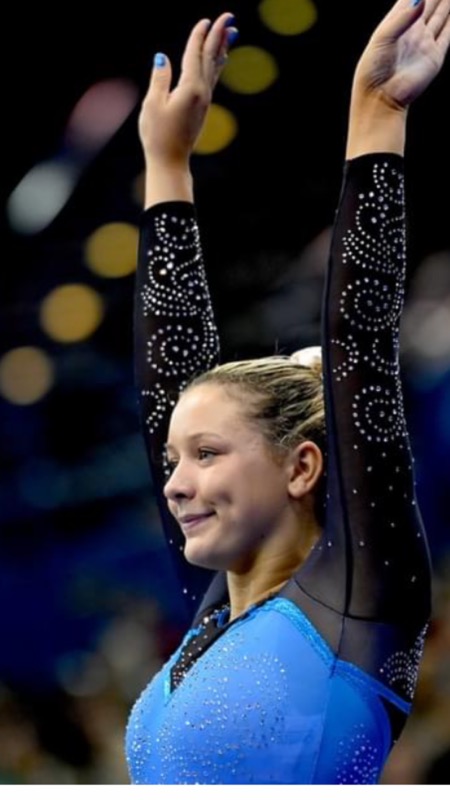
xmin=286 ymin=440 xmax=323 ymax=500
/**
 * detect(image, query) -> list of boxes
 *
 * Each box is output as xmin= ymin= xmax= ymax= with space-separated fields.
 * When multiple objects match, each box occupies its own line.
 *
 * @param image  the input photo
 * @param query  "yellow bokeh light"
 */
xmin=40 ymin=284 xmax=104 ymax=343
xmin=193 ymin=104 xmax=238 ymax=155
xmin=220 ymin=46 xmax=279 ymax=94
xmin=85 ymin=222 xmax=138 ymax=278
xmin=0 ymin=347 xmax=55 ymax=405
xmin=258 ymin=0 xmax=318 ymax=36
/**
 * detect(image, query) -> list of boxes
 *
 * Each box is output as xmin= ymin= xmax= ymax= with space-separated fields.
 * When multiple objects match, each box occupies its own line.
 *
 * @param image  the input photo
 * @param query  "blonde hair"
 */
xmin=186 ymin=352 xmax=326 ymax=522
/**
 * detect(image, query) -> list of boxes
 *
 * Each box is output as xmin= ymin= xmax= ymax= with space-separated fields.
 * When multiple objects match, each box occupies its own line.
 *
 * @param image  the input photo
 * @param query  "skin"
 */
xmin=138 ymin=0 xmax=450 ymax=617
xmin=346 ymin=0 xmax=450 ymax=157
xmin=139 ymin=12 xmax=236 ymax=207
xmin=139 ymin=1 xmax=450 ymax=201
xmin=164 ymin=384 xmax=322 ymax=619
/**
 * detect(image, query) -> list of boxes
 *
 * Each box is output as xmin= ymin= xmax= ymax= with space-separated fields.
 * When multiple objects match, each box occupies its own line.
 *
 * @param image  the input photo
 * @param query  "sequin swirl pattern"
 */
xmin=339 ymin=161 xmax=406 ymax=334
xmin=378 ymin=624 xmax=429 ymax=701
xmin=139 ymin=211 xmax=219 ymax=434
xmin=331 ymin=161 xmax=408 ymax=447
xmin=335 ymin=724 xmax=382 ymax=785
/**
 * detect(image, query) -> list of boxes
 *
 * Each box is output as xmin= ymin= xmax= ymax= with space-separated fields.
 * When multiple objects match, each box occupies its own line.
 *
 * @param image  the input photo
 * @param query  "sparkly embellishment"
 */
xmin=336 ymin=725 xmax=381 ymax=784
xmin=170 ymin=604 xmax=230 ymax=691
xmin=331 ymin=161 xmax=408 ymax=453
xmin=379 ymin=625 xmax=428 ymax=701
xmin=352 ymin=384 xmax=406 ymax=444
xmin=139 ymin=211 xmax=219 ymax=434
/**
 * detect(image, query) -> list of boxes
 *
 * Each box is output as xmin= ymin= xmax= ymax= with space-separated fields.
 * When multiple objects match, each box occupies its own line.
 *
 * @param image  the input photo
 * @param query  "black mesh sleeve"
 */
xmin=298 ymin=154 xmax=432 ymax=625
xmin=134 ymin=201 xmax=220 ymax=620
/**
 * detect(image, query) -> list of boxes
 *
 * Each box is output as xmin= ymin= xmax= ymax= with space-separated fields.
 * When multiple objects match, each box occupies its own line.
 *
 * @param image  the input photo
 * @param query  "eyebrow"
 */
xmin=164 ymin=432 xmax=227 ymax=452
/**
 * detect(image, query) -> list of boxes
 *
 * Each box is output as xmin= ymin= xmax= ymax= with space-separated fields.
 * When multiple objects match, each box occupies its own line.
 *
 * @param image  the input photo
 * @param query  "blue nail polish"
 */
xmin=154 ymin=53 xmax=166 ymax=68
xmin=227 ymin=29 xmax=239 ymax=46
xmin=411 ymin=0 xmax=423 ymax=7
xmin=225 ymin=15 xmax=236 ymax=27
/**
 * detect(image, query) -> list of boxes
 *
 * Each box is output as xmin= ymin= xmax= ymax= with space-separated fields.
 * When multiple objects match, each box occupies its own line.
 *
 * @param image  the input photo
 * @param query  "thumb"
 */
xmin=148 ymin=52 xmax=173 ymax=99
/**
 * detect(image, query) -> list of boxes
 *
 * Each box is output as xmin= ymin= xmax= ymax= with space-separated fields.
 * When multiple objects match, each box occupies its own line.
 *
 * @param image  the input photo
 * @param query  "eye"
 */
xmin=198 ymin=448 xmax=216 ymax=462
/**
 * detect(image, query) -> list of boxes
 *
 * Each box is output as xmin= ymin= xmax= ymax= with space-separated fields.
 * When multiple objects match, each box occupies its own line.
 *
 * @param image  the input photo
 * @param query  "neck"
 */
xmin=226 ymin=514 xmax=321 ymax=621
xmin=226 ymin=572 xmax=292 ymax=621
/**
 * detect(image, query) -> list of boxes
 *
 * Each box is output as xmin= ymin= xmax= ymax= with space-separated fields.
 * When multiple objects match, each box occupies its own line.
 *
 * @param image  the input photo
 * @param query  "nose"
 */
xmin=163 ymin=461 xmax=196 ymax=502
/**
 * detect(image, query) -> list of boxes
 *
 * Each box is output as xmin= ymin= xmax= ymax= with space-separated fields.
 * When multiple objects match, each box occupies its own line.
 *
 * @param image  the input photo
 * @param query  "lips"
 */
xmin=178 ymin=512 xmax=215 ymax=531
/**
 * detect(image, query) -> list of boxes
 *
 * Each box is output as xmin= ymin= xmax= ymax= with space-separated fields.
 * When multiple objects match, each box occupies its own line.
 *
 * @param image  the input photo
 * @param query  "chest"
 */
xmin=125 ymin=602 xmax=391 ymax=784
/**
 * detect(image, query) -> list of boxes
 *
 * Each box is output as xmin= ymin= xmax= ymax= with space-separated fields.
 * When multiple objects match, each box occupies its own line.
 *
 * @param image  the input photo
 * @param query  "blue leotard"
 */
xmin=126 ymin=154 xmax=432 ymax=784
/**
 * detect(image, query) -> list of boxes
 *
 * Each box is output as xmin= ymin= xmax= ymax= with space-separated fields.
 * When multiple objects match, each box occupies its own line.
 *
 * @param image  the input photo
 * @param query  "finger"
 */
xmin=435 ymin=11 xmax=450 ymax=57
xmin=202 ymin=13 xmax=236 ymax=87
xmin=179 ymin=18 xmax=212 ymax=85
xmin=146 ymin=52 xmax=173 ymax=101
xmin=426 ymin=0 xmax=450 ymax=38
xmin=371 ymin=0 xmax=426 ymax=44
xmin=215 ymin=25 xmax=239 ymax=70
xmin=423 ymin=0 xmax=445 ymax=24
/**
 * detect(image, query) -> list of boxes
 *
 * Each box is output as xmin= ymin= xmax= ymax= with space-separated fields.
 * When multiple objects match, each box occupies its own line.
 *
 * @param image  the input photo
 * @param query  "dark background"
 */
xmin=1 ymin=0 xmax=449 ymax=784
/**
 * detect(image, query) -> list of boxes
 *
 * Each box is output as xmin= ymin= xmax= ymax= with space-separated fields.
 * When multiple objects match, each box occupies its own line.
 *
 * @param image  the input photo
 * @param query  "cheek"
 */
xmin=200 ymin=462 xmax=249 ymax=507
xmin=202 ymin=467 xmax=236 ymax=499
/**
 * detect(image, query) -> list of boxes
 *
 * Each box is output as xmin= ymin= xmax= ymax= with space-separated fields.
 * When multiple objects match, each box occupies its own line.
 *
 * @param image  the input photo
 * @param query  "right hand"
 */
xmin=139 ymin=13 xmax=237 ymax=169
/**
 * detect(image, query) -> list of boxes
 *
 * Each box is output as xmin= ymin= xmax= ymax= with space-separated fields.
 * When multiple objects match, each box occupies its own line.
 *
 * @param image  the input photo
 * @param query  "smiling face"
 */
xmin=163 ymin=383 xmax=298 ymax=573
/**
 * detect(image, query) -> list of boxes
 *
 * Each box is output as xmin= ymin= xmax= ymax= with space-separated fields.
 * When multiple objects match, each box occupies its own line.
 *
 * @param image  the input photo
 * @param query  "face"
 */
xmin=163 ymin=383 xmax=293 ymax=573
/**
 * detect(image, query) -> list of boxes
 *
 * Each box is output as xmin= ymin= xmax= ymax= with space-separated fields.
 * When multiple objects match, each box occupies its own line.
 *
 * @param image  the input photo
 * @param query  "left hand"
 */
xmin=353 ymin=0 xmax=450 ymax=109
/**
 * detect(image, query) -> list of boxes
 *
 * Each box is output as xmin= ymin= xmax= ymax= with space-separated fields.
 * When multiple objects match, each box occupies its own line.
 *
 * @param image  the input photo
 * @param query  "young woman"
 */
xmin=126 ymin=0 xmax=450 ymax=784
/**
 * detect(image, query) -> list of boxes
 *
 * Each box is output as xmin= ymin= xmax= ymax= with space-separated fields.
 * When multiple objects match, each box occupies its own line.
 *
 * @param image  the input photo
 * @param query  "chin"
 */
xmin=184 ymin=546 xmax=221 ymax=571
xmin=183 ymin=541 xmax=230 ymax=572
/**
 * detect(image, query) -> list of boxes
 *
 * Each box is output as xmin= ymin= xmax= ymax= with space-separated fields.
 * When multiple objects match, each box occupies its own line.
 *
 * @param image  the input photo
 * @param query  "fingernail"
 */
xmin=225 ymin=15 xmax=236 ymax=27
xmin=410 ymin=0 xmax=423 ymax=7
xmin=227 ymin=28 xmax=239 ymax=45
xmin=154 ymin=53 xmax=166 ymax=68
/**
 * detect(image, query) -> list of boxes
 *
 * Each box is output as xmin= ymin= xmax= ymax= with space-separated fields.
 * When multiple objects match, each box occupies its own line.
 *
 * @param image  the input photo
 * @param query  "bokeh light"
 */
xmin=85 ymin=223 xmax=139 ymax=278
xmin=258 ymin=0 xmax=318 ymax=35
xmin=220 ymin=46 xmax=279 ymax=94
xmin=0 ymin=347 xmax=55 ymax=405
xmin=193 ymin=104 xmax=238 ymax=155
xmin=40 ymin=284 xmax=105 ymax=343
xmin=66 ymin=79 xmax=139 ymax=153
xmin=7 ymin=160 xmax=77 ymax=235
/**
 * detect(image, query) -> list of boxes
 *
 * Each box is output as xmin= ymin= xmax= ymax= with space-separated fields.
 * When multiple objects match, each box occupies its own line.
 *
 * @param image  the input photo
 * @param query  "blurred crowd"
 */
xmin=0 ymin=597 xmax=183 ymax=784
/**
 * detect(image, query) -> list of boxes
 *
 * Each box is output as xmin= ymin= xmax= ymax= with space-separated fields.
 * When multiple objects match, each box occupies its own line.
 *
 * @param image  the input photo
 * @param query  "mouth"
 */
xmin=178 ymin=512 xmax=215 ymax=532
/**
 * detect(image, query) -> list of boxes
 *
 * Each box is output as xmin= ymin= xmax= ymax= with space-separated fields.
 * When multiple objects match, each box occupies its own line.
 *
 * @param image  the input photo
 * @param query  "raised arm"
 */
xmin=346 ymin=0 xmax=449 ymax=158
xmin=298 ymin=0 xmax=449 ymax=631
xmin=134 ymin=14 xmax=237 ymax=619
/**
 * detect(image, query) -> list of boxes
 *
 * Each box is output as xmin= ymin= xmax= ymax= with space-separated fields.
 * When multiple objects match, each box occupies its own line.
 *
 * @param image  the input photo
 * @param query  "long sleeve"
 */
xmin=134 ymin=201 xmax=220 ymax=620
xmin=289 ymin=153 xmax=432 ymax=707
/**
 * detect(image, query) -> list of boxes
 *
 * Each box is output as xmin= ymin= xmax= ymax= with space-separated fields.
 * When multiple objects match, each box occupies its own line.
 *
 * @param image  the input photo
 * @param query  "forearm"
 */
xmin=321 ymin=152 xmax=431 ymax=623
xmin=345 ymin=89 xmax=407 ymax=160
xmin=134 ymin=200 xmax=219 ymax=616
xmin=144 ymin=161 xmax=194 ymax=209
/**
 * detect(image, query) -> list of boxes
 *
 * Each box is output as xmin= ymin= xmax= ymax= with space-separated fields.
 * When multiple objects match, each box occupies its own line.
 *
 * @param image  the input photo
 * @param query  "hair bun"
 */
xmin=290 ymin=345 xmax=322 ymax=370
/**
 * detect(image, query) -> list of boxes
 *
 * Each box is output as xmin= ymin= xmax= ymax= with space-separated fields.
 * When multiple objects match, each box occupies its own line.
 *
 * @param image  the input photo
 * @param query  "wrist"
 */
xmin=143 ymin=161 xmax=194 ymax=208
xmin=345 ymin=88 xmax=408 ymax=160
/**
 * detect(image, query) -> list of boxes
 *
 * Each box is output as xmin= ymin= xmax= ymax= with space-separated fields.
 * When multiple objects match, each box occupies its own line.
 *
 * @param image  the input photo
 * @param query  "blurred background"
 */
xmin=1 ymin=0 xmax=449 ymax=785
